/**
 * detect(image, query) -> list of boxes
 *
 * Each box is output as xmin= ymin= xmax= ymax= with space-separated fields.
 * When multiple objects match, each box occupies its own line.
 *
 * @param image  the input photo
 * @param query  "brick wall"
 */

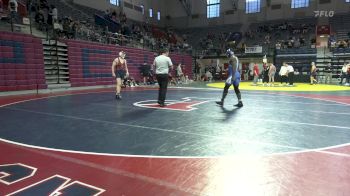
xmin=65 ymin=40 xmax=193 ymax=87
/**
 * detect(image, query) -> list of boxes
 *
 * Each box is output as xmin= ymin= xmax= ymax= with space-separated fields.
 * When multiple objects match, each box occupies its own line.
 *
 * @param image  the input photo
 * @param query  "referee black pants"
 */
xmin=281 ymin=75 xmax=288 ymax=84
xmin=156 ymin=74 xmax=169 ymax=104
xmin=288 ymin=72 xmax=294 ymax=85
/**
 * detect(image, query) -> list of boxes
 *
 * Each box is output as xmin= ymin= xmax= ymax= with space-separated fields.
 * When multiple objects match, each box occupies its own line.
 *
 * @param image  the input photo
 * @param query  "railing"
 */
xmin=72 ymin=31 xmax=192 ymax=54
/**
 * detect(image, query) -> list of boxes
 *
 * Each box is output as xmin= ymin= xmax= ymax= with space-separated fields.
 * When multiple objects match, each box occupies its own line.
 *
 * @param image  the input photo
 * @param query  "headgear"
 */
xmin=226 ymin=48 xmax=234 ymax=57
xmin=119 ymin=51 xmax=126 ymax=59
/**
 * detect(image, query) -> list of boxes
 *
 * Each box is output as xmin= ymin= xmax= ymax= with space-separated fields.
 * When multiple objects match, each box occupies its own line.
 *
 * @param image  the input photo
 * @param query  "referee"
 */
xmin=153 ymin=48 xmax=173 ymax=107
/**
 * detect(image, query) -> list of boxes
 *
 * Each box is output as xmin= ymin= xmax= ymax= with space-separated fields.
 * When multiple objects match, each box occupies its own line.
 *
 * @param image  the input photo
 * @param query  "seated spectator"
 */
xmin=324 ymin=63 xmax=332 ymax=84
xmin=121 ymin=13 xmax=127 ymax=24
xmin=294 ymin=39 xmax=300 ymax=48
xmin=111 ymin=10 xmax=117 ymax=22
xmin=35 ymin=10 xmax=45 ymax=30
xmin=124 ymin=77 xmax=138 ymax=87
xmin=205 ymin=70 xmax=213 ymax=82
xmin=0 ymin=0 xmax=3 ymax=14
xmin=140 ymin=63 xmax=151 ymax=84
xmin=52 ymin=5 xmax=57 ymax=23
xmin=8 ymin=0 xmax=18 ymax=23
xmin=40 ymin=0 xmax=49 ymax=9
xmin=54 ymin=19 xmax=63 ymax=36
xmin=275 ymin=42 xmax=281 ymax=50
xmin=299 ymin=36 xmax=305 ymax=46
xmin=104 ymin=9 xmax=110 ymax=18
xmin=47 ymin=5 xmax=54 ymax=26
xmin=215 ymin=64 xmax=222 ymax=80
xmin=168 ymin=74 xmax=177 ymax=86
xmin=176 ymin=63 xmax=184 ymax=84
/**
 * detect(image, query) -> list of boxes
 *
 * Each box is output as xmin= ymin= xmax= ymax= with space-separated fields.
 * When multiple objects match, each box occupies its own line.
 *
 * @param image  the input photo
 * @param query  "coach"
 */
xmin=153 ymin=48 xmax=173 ymax=107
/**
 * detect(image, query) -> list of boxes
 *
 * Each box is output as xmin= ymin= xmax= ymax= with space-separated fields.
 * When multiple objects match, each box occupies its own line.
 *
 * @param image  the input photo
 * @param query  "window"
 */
xmin=110 ymin=0 xmax=119 ymax=6
xmin=291 ymin=0 xmax=309 ymax=8
xmin=207 ymin=0 xmax=220 ymax=18
xmin=141 ymin=5 xmax=144 ymax=15
xmin=157 ymin=11 xmax=161 ymax=21
xmin=149 ymin=8 xmax=153 ymax=17
xmin=246 ymin=0 xmax=261 ymax=14
xmin=346 ymin=0 xmax=350 ymax=2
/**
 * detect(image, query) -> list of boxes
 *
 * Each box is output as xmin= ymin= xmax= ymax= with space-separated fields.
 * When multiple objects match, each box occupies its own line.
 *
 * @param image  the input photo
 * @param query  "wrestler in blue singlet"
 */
xmin=216 ymin=49 xmax=243 ymax=107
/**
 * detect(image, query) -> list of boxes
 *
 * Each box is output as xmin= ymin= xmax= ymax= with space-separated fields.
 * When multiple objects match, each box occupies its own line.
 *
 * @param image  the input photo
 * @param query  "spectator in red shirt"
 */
xmin=252 ymin=63 xmax=259 ymax=85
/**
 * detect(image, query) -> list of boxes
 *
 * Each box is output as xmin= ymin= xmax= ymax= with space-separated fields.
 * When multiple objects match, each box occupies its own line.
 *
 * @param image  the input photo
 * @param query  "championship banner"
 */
xmin=245 ymin=46 xmax=263 ymax=54
xmin=316 ymin=25 xmax=331 ymax=36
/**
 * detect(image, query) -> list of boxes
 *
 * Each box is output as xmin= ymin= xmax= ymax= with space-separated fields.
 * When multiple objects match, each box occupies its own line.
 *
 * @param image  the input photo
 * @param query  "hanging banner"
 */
xmin=245 ymin=46 xmax=263 ymax=54
xmin=316 ymin=25 xmax=331 ymax=36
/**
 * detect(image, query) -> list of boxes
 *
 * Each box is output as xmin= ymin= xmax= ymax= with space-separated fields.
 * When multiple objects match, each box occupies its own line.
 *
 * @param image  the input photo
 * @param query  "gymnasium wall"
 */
xmin=72 ymin=0 xmax=166 ymax=25
xmin=65 ymin=40 xmax=193 ymax=87
xmin=0 ymin=32 xmax=47 ymax=92
xmin=167 ymin=0 xmax=350 ymax=28
xmin=71 ymin=0 xmax=350 ymax=28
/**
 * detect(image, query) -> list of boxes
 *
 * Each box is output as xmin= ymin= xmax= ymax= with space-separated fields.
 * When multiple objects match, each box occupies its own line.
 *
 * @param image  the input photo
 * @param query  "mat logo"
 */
xmin=0 ymin=163 xmax=105 ymax=195
xmin=133 ymin=97 xmax=209 ymax=111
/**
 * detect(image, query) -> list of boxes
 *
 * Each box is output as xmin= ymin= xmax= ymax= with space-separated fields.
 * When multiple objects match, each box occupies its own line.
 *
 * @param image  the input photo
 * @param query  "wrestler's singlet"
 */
xmin=226 ymin=57 xmax=240 ymax=86
xmin=116 ymin=58 xmax=126 ymax=70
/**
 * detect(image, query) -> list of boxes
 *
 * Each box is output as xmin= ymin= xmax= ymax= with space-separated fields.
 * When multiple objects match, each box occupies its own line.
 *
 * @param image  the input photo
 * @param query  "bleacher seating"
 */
xmin=94 ymin=14 xmax=121 ymax=33
xmin=0 ymin=31 xmax=47 ymax=91
xmin=65 ymin=40 xmax=193 ymax=87
xmin=69 ymin=2 xmax=105 ymax=17
xmin=245 ymin=18 xmax=316 ymax=48
xmin=178 ymin=24 xmax=242 ymax=50
xmin=330 ymin=14 xmax=350 ymax=41
xmin=276 ymin=48 xmax=317 ymax=56
xmin=47 ymin=0 xmax=91 ymax=22
xmin=333 ymin=48 xmax=350 ymax=55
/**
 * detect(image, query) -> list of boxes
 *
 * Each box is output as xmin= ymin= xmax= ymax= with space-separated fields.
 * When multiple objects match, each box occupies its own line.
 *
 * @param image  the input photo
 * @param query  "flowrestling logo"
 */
xmin=314 ymin=10 xmax=334 ymax=18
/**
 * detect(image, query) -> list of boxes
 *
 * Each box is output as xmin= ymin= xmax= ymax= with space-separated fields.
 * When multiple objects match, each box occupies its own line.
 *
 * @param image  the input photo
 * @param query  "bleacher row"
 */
xmin=333 ymin=48 xmax=350 ymax=55
xmin=276 ymin=48 xmax=317 ymax=55
xmin=330 ymin=14 xmax=350 ymax=40
xmin=65 ymin=40 xmax=193 ymax=87
xmin=94 ymin=14 xmax=121 ymax=33
xmin=0 ymin=32 xmax=47 ymax=91
xmin=179 ymin=24 xmax=243 ymax=50
xmin=246 ymin=18 xmax=316 ymax=47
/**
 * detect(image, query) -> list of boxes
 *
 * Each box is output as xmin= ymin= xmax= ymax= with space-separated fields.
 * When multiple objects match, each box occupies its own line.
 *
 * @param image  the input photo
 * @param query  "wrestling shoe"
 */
xmin=215 ymin=101 xmax=224 ymax=106
xmin=234 ymin=101 xmax=243 ymax=107
xmin=115 ymin=94 xmax=122 ymax=100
